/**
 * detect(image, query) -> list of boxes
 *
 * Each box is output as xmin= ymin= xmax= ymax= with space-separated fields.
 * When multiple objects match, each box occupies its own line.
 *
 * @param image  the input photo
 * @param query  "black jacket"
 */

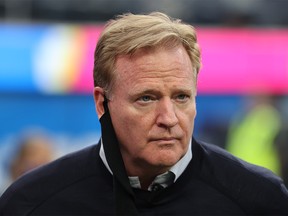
xmin=1 ymin=139 xmax=288 ymax=215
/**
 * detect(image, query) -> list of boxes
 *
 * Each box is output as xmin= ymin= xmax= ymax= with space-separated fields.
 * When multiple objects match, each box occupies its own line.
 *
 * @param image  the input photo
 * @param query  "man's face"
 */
xmin=99 ymin=45 xmax=196 ymax=176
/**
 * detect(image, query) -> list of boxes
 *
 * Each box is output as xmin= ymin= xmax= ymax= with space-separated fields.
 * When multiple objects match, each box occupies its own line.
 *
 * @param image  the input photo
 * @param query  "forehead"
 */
xmin=114 ymin=46 xmax=195 ymax=84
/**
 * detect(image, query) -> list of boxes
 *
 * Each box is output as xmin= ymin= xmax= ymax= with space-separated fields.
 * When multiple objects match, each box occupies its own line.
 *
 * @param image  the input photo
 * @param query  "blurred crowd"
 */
xmin=0 ymin=0 xmax=288 ymax=26
xmin=0 ymin=129 xmax=99 ymax=195
xmin=0 ymin=131 xmax=55 ymax=194
xmin=198 ymin=94 xmax=288 ymax=187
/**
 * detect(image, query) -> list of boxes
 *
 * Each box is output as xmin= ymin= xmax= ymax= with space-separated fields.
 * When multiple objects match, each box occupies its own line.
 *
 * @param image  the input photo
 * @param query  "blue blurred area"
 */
xmin=0 ymin=93 xmax=100 ymax=138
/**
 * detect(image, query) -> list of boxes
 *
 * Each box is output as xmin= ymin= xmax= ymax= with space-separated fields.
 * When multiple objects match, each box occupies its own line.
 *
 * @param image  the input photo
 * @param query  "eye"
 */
xmin=176 ymin=94 xmax=190 ymax=102
xmin=139 ymin=95 xmax=153 ymax=102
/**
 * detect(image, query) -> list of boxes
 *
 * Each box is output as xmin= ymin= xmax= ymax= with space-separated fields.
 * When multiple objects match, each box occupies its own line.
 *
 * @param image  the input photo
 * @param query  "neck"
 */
xmin=139 ymin=176 xmax=155 ymax=190
xmin=125 ymin=161 xmax=171 ymax=189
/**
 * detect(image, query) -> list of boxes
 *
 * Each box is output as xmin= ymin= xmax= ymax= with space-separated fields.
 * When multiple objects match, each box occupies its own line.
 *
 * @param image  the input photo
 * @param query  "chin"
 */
xmin=152 ymin=152 xmax=182 ymax=167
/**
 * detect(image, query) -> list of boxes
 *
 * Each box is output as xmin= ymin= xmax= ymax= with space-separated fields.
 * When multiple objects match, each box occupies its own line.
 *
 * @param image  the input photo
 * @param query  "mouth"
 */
xmin=150 ymin=135 xmax=181 ymax=140
xmin=149 ymin=137 xmax=180 ymax=145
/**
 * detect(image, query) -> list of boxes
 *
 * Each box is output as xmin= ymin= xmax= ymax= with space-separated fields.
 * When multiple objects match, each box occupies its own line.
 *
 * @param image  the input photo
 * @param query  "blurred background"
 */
xmin=0 ymin=0 xmax=287 ymax=193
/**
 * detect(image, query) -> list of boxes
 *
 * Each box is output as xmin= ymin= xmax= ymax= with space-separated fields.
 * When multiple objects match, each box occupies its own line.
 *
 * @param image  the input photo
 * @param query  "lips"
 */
xmin=149 ymin=136 xmax=181 ymax=142
xmin=148 ymin=130 xmax=183 ymax=143
xmin=154 ymin=137 xmax=176 ymax=141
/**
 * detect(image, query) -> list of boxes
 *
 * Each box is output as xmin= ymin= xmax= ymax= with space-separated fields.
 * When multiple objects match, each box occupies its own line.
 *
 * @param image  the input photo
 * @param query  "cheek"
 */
xmin=181 ymin=104 xmax=196 ymax=124
xmin=179 ymin=107 xmax=196 ymax=140
xmin=111 ymin=109 xmax=150 ymax=149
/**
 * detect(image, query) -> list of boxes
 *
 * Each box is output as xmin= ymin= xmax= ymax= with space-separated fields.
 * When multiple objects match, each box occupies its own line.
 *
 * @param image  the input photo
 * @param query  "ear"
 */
xmin=93 ymin=87 xmax=105 ymax=119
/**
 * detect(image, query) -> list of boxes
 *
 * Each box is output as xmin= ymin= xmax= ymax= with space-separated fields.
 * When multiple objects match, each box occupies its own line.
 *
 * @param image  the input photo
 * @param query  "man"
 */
xmin=0 ymin=12 xmax=288 ymax=215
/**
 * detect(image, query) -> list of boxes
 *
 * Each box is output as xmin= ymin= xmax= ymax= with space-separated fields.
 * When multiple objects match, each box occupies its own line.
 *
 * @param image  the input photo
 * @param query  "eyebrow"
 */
xmin=128 ymin=87 xmax=194 ymax=98
xmin=128 ymin=89 xmax=159 ymax=99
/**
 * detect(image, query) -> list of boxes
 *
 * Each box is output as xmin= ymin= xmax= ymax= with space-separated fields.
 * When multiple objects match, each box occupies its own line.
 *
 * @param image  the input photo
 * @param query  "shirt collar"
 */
xmin=99 ymin=139 xmax=192 ymax=189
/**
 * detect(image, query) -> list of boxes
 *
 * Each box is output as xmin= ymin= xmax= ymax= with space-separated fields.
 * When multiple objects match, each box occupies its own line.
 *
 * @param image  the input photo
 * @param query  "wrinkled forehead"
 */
xmin=112 ymin=45 xmax=195 ymax=90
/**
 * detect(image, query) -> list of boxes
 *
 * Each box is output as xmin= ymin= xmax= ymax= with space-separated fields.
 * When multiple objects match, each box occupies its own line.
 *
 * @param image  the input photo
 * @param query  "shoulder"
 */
xmin=0 ymin=143 xmax=101 ymax=215
xmin=192 ymin=138 xmax=288 ymax=213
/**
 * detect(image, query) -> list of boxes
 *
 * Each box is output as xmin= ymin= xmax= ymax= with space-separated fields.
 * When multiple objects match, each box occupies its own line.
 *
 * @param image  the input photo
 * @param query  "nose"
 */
xmin=156 ymin=98 xmax=178 ymax=129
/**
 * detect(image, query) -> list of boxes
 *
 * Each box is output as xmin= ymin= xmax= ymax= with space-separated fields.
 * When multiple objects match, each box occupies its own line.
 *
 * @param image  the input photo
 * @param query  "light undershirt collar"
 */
xmin=100 ymin=139 xmax=192 ymax=190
